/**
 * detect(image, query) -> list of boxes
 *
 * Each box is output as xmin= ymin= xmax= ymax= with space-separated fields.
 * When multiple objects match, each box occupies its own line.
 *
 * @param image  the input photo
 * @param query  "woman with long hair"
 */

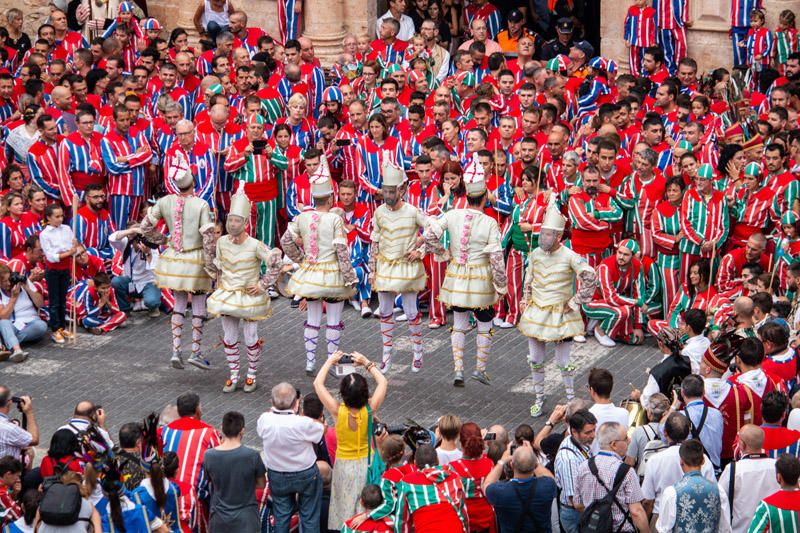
xmin=39 ymin=429 xmax=83 ymax=478
xmin=167 ymin=28 xmax=198 ymax=60
xmin=5 ymin=103 xmax=41 ymax=171
xmin=314 ymin=350 xmax=388 ymax=530
xmin=648 ymin=258 xmax=716 ymax=336
xmin=132 ymin=453 xmax=183 ymax=532
xmin=101 ymin=467 xmax=169 ymax=532
xmin=0 ymin=192 xmax=27 ymax=260
xmin=716 ymin=143 xmax=746 ymax=194
xmin=1 ymin=165 xmax=26 ymax=198
xmin=20 ymin=186 xmax=47 ymax=238
xmin=447 ymin=423 xmax=496 ymax=533
xmin=356 ymin=114 xmax=405 ymax=205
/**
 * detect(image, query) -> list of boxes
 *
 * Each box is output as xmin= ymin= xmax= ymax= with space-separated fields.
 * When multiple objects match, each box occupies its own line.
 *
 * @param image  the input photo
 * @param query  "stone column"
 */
xmin=302 ymin=0 xmax=346 ymax=64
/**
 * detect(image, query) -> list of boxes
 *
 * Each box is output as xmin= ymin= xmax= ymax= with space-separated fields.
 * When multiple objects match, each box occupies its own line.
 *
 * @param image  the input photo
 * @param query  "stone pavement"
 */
xmin=0 ymin=299 xmax=660 ymax=448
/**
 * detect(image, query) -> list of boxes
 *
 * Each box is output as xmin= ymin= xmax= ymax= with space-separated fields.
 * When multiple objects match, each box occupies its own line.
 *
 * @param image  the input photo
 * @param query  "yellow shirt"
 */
xmin=335 ymin=404 xmax=369 ymax=460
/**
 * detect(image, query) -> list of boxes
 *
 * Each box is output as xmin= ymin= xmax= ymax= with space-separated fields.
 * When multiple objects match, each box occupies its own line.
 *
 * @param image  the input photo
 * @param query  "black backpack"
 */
xmin=38 ymin=470 xmax=85 ymax=526
xmin=578 ymin=458 xmax=633 ymax=533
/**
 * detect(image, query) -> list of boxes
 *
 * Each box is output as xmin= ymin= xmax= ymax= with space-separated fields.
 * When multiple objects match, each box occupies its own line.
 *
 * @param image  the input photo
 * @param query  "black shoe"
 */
xmin=291 ymin=299 xmax=300 ymax=308
xmin=453 ymin=370 xmax=464 ymax=387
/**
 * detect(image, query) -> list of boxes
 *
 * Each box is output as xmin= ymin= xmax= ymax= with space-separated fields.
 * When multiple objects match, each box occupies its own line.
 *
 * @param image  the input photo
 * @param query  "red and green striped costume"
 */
xmin=395 ymin=466 xmax=468 ymax=533
xmin=582 ymin=255 xmax=645 ymax=341
xmin=447 ymin=456 xmax=497 ymax=532
xmin=368 ymin=464 xmax=415 ymax=522
xmin=748 ymin=488 xmax=800 ymax=532
xmin=647 ymin=284 xmax=717 ymax=336
xmin=730 ymin=185 xmax=774 ymax=247
xmin=679 ymin=187 xmax=729 ymax=279
xmin=341 ymin=516 xmax=393 ymax=532
xmin=767 ymin=171 xmax=800 ymax=229
xmin=651 ymin=199 xmax=682 ymax=316
xmin=616 ymin=170 xmax=666 ymax=257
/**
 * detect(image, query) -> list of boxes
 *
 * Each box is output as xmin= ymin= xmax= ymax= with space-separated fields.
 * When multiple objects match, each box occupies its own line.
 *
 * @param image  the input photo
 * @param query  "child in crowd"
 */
xmin=774 ymin=10 xmax=798 ymax=74
xmin=623 ymin=0 xmax=656 ymax=77
xmin=72 ymin=272 xmax=127 ymax=334
xmin=39 ymin=204 xmax=78 ymax=345
xmin=436 ymin=414 xmax=463 ymax=465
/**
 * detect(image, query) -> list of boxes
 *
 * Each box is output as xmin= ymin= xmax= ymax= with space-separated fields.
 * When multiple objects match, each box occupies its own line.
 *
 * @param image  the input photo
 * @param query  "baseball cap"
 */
xmin=556 ymin=17 xmax=574 ymax=33
xmin=573 ymin=40 xmax=594 ymax=58
xmin=507 ymin=9 xmax=524 ymax=23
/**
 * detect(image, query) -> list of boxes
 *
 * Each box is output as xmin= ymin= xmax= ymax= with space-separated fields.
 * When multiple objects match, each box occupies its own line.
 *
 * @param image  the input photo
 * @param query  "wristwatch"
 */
xmin=544 ymin=421 xmax=555 ymax=428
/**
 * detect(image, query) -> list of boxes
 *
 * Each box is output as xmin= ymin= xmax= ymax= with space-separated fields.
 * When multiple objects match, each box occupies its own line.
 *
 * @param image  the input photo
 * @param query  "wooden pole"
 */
xmin=705 ymin=239 xmax=717 ymax=313
xmin=70 ymin=194 xmax=79 ymax=343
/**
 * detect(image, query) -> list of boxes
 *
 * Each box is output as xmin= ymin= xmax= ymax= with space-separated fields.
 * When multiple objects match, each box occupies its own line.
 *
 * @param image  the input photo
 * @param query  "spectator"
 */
xmin=655 ymin=439 xmax=732 ymax=532
xmin=485 ymin=443 xmax=558 ymax=532
xmin=435 ymin=414 xmax=463 ymax=465
xmin=109 ymin=225 xmax=162 ymax=317
xmin=0 ymin=261 xmax=47 ymax=362
xmin=761 ymin=391 xmax=800 ymax=457
xmin=680 ymin=308 xmax=711 ymax=373
xmin=131 ymin=452 xmax=184 ymax=533
xmin=313 ymin=350 xmax=388 ymax=530
xmin=376 ymin=0 xmax=414 ymax=41
xmin=99 ymin=465 xmax=169 ymax=533
xmin=625 ymin=393 xmax=670 ymax=470
xmin=718 ymin=425 xmax=780 ymax=533
xmin=574 ymin=422 xmax=650 ymax=533
xmin=7 ymin=488 xmax=39 ymax=532
xmin=749 ymin=454 xmax=800 ymax=532
xmin=116 ymin=422 xmax=147 ymax=491
xmin=0 ymin=389 xmax=37 ymax=463
xmin=39 ymin=429 xmax=82 ymax=478
xmin=35 ymin=471 xmax=102 ymax=532
xmin=679 ymin=374 xmax=724 ymax=472
xmin=587 ymin=367 xmax=629 ymax=450
xmin=342 ymin=484 xmax=393 ymax=531
xmin=59 ymin=400 xmax=113 ymax=455
xmin=447 ymin=422 xmax=496 ymax=531
xmin=554 ymin=409 xmax=596 ymax=533
xmin=0 ymin=456 xmax=23 ymax=523
xmin=256 ymin=382 xmax=324 ymax=533
xmin=641 ymin=412 xmax=715 ymax=519
xmin=203 ymin=411 xmax=266 ymax=533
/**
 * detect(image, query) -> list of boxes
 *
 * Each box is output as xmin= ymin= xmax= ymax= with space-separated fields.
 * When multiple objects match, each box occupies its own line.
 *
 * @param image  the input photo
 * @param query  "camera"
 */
xmin=334 ymin=354 xmax=356 ymax=377
xmin=484 ymin=432 xmax=496 ymax=441
xmin=8 ymin=272 xmax=26 ymax=285
xmin=339 ymin=354 xmax=354 ymax=365
xmin=252 ymin=140 xmax=267 ymax=155
xmin=10 ymin=396 xmax=22 ymax=408
xmin=335 ymin=139 xmax=351 ymax=147
xmin=374 ymin=422 xmax=387 ymax=436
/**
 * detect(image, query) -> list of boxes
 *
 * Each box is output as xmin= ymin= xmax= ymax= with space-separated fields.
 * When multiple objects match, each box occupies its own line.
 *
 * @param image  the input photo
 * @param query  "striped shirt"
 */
xmin=101 ymin=129 xmax=153 ymax=197
xmin=163 ymin=142 xmax=217 ymax=208
xmin=57 ymin=131 xmax=105 ymax=207
xmin=575 ymin=452 xmax=643 ymax=532
xmin=731 ymin=0 xmax=762 ymax=28
xmin=749 ymin=489 xmax=800 ymax=532
xmin=654 ymin=0 xmax=688 ymax=29
xmin=679 ymin=187 xmax=729 ymax=255
xmin=26 ymin=138 xmax=61 ymax=200
xmin=0 ymin=413 xmax=32 ymax=460
xmin=554 ymin=436 xmax=591 ymax=506
xmin=624 ymin=6 xmax=657 ymax=47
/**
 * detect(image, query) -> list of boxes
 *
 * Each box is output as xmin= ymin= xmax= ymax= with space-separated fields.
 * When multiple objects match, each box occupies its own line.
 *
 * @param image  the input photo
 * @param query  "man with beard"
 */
xmin=518 ymin=201 xmax=598 ymax=417
xmin=146 ymin=63 xmax=191 ymax=120
xmin=74 ymin=184 xmax=116 ymax=265
xmin=583 ymin=239 xmax=646 ymax=347
xmin=716 ymin=233 xmax=771 ymax=295
xmin=566 ymin=166 xmax=623 ymax=269
xmin=163 ymin=119 xmax=217 ymax=208
xmin=765 ymin=144 xmax=800 ymax=226
xmin=369 ymin=160 xmax=428 ymax=373
xmin=207 ymin=191 xmax=283 ymax=393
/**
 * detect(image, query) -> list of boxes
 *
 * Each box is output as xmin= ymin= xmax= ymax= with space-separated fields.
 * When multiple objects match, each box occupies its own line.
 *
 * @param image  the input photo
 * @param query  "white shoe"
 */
xmin=379 ymin=360 xmax=392 ymax=374
xmin=493 ymin=317 xmax=503 ymax=327
xmin=498 ymin=321 xmax=514 ymax=329
xmin=393 ymin=306 xmax=402 ymax=314
xmin=349 ymin=300 xmax=360 ymax=311
xmin=396 ymin=313 xmax=408 ymax=322
xmin=131 ymin=300 xmax=146 ymax=312
xmin=595 ymin=329 xmax=616 ymax=347
xmin=267 ymin=287 xmax=279 ymax=299
xmin=573 ymin=335 xmax=587 ymax=343
xmin=361 ymin=307 xmax=373 ymax=318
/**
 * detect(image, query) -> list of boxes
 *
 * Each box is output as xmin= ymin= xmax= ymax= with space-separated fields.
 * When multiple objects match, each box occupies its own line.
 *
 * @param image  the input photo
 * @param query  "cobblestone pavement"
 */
xmin=0 ymin=299 xmax=659 ymax=448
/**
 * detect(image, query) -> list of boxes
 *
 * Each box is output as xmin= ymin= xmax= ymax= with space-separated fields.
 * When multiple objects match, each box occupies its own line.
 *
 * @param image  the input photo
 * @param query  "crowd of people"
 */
xmin=0 ymin=0 xmax=798 ymax=530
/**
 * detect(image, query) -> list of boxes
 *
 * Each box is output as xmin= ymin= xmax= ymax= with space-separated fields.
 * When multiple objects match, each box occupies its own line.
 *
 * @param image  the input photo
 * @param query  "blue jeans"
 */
xmin=111 ymin=276 xmax=161 ymax=312
xmin=0 ymin=318 xmax=48 ymax=349
xmin=560 ymin=505 xmax=581 ymax=533
xmin=205 ymin=20 xmax=230 ymax=40
xmin=267 ymin=465 xmax=322 ymax=533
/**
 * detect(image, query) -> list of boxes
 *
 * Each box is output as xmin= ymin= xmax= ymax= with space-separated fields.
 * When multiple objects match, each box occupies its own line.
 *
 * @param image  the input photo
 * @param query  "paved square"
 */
xmin=0 ymin=299 xmax=659 ymax=448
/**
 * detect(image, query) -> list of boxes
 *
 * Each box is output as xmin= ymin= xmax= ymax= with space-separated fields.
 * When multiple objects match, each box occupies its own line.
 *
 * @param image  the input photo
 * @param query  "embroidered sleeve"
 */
xmin=423 ymin=216 xmax=447 ymax=260
xmin=335 ymin=243 xmax=358 ymax=286
xmin=257 ymin=245 xmax=283 ymax=289
xmin=138 ymin=206 xmax=167 ymax=246
xmin=489 ymin=250 xmax=508 ymax=295
xmin=570 ymin=267 xmax=598 ymax=310
xmin=368 ymin=240 xmax=379 ymax=274
xmin=201 ymin=226 xmax=216 ymax=278
xmin=522 ymin=256 xmax=534 ymax=303
xmin=280 ymin=222 xmax=305 ymax=263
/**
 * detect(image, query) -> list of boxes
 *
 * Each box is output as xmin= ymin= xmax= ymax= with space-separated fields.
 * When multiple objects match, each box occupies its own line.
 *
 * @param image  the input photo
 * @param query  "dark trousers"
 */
xmin=46 ymin=268 xmax=69 ymax=332
xmin=267 ymin=465 xmax=322 ymax=533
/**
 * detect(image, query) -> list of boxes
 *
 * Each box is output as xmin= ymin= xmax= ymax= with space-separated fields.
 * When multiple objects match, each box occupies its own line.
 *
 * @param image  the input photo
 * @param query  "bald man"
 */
xmin=719 ymin=425 xmax=780 ymax=533
xmin=47 ymin=86 xmax=75 ymax=133
xmin=58 ymin=400 xmax=114 ymax=452
xmin=163 ymin=119 xmax=217 ymax=206
xmin=195 ymin=103 xmax=244 ymax=214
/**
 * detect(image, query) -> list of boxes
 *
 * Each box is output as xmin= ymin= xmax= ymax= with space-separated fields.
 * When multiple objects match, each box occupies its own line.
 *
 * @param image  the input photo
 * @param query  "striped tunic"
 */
xmin=775 ymin=28 xmax=799 ymax=65
xmin=356 ymin=136 xmax=404 ymax=203
xmin=395 ymin=467 xmax=468 ymax=533
xmin=463 ymin=2 xmax=502 ymax=39
xmin=57 ymin=131 xmax=105 ymax=207
xmin=101 ymin=129 xmax=153 ymax=196
xmin=654 ymin=0 xmax=688 ymax=29
xmin=75 ymin=206 xmax=116 ymax=262
xmin=163 ymin=142 xmax=217 ymax=208
xmin=731 ymin=0 xmax=762 ymax=28
xmin=254 ymin=86 xmax=284 ymax=124
xmin=195 ymin=121 xmax=245 ymax=196
xmin=679 ymin=188 xmax=729 ymax=255
xmin=624 ymin=6 xmax=657 ymax=46
xmin=26 ymin=138 xmax=61 ymax=200
xmin=651 ymin=200 xmax=681 ymax=269
xmin=746 ymin=27 xmax=774 ymax=64
xmin=749 ymin=489 xmax=800 ymax=532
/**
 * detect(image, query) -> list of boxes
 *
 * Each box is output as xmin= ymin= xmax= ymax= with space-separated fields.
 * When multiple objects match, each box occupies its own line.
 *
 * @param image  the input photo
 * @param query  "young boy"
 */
xmin=624 ymin=0 xmax=656 ymax=77
xmin=342 ymin=485 xmax=393 ymax=532
xmin=73 ymin=272 xmax=127 ymax=334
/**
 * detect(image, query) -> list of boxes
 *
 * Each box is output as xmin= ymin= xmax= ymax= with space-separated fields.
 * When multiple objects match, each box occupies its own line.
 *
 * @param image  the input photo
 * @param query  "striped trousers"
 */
xmin=629 ymin=45 xmax=645 ymax=77
xmin=657 ymin=27 xmax=687 ymax=74
xmin=82 ymin=310 xmax=127 ymax=332
xmin=422 ymin=254 xmax=447 ymax=324
xmin=731 ymin=27 xmax=749 ymax=66
xmin=251 ymin=199 xmax=278 ymax=248
xmin=353 ymin=264 xmax=371 ymax=302
xmin=659 ymin=263 xmax=680 ymax=317
xmin=582 ymin=301 xmax=641 ymax=340
xmin=109 ymin=194 xmax=142 ymax=231
xmin=496 ymin=248 xmax=525 ymax=325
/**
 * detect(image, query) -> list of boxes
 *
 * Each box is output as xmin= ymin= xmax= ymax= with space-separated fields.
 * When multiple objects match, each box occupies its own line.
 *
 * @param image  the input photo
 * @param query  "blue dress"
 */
xmin=132 ymin=481 xmax=183 ymax=533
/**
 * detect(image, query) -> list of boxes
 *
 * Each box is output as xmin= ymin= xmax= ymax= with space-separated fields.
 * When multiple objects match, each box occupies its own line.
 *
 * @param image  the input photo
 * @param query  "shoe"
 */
xmin=0 ymin=350 xmax=9 ymax=362
xmin=396 ymin=313 xmax=408 ymax=322
xmin=305 ymin=360 xmax=315 ymax=376
xmin=148 ymin=308 xmax=161 ymax=318
xmin=471 ymin=370 xmax=491 ymax=385
xmin=187 ymin=354 xmax=212 ymax=370
xmin=349 ymin=300 xmax=359 ymax=311
xmin=117 ymin=321 xmax=128 ymax=329
xmin=573 ymin=335 xmax=587 ymax=343
xmin=361 ymin=307 xmax=373 ymax=318
xmin=60 ymin=328 xmax=75 ymax=340
xmin=393 ymin=306 xmax=402 ymax=314
xmin=9 ymin=351 xmax=28 ymax=363
xmin=290 ymin=298 xmax=300 ymax=308
xmin=88 ymin=327 xmax=103 ymax=335
xmin=132 ymin=300 xmax=146 ymax=312
xmin=268 ymin=287 xmax=279 ymax=299
xmin=222 ymin=379 xmax=237 ymax=393
xmin=243 ymin=378 xmax=257 ymax=393
xmin=411 ymin=357 xmax=423 ymax=373
xmin=379 ymin=360 xmax=392 ymax=374
xmin=493 ymin=317 xmax=504 ymax=327
xmin=428 ymin=320 xmax=442 ymax=329
xmin=530 ymin=399 xmax=546 ymax=418
xmin=51 ymin=331 xmax=65 ymax=344
xmin=595 ymin=328 xmax=616 ymax=348
xmin=372 ymin=308 xmax=380 ymax=318
xmin=498 ymin=321 xmax=514 ymax=329
xmin=453 ymin=370 xmax=465 ymax=387
xmin=170 ymin=352 xmax=184 ymax=369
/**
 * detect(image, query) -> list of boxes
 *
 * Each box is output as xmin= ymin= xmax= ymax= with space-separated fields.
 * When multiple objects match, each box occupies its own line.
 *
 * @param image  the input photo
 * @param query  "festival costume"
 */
xmin=423 ymin=157 xmax=508 ymax=385
xmin=624 ymin=5 xmax=656 ymax=77
xmin=519 ymin=201 xmax=598 ymax=415
xmin=101 ymin=127 xmax=153 ymax=231
xmin=369 ymin=159 xmax=428 ymax=372
xmin=141 ymin=157 xmax=216 ymax=370
xmin=207 ymin=192 xmax=283 ymax=392
xmin=750 ymin=489 xmax=800 ymax=532
xmin=279 ymin=160 xmax=357 ymax=373
xmin=679 ymin=174 xmax=729 ymax=279
xmin=395 ymin=466 xmax=468 ymax=533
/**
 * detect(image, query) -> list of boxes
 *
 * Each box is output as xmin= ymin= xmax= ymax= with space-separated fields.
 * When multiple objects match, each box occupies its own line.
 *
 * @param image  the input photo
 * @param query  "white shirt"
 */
xmin=256 ymin=409 xmax=324 ymax=472
xmin=641 ymin=445 xmax=716 ymax=514
xmin=109 ymin=232 xmax=158 ymax=292
xmin=682 ymin=335 xmax=711 ymax=373
xmin=0 ymin=282 xmax=39 ymax=329
xmin=376 ymin=10 xmax=415 ymax=41
xmin=788 ymin=408 xmax=800 ymax=430
xmin=436 ymin=447 xmax=463 ymax=466
xmin=40 ymin=224 xmax=75 ymax=264
xmin=656 ymin=477 xmax=732 ymax=533
xmin=718 ymin=455 xmax=780 ymax=533
xmin=589 ymin=402 xmax=629 ymax=453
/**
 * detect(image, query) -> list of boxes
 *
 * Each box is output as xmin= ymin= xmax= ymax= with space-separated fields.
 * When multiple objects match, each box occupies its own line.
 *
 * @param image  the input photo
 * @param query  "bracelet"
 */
xmin=365 ymin=362 xmax=376 ymax=372
xmin=545 ymin=421 xmax=555 ymax=428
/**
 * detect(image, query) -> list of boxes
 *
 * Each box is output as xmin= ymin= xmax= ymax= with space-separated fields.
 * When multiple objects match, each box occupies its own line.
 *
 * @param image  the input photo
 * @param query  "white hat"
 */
xmin=168 ymin=153 xmax=194 ymax=190
xmin=540 ymin=197 xmax=566 ymax=232
xmin=463 ymin=156 xmax=486 ymax=197
xmin=381 ymin=153 xmax=406 ymax=187
xmin=310 ymin=155 xmax=334 ymax=198
xmin=229 ymin=189 xmax=251 ymax=220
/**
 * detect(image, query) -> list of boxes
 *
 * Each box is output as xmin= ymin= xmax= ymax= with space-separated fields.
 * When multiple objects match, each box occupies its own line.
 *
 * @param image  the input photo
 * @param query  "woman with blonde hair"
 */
xmin=275 ymin=93 xmax=315 ymax=150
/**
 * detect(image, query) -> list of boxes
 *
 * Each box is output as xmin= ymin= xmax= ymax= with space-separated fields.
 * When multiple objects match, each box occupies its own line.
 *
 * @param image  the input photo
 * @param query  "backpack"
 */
xmin=636 ymin=426 xmax=668 ymax=479
xmin=38 ymin=479 xmax=84 ymax=526
xmin=578 ymin=458 xmax=633 ymax=533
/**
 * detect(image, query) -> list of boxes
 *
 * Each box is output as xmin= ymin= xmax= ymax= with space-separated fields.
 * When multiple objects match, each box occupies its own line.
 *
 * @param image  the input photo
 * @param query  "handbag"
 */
xmin=366 ymin=404 xmax=386 ymax=485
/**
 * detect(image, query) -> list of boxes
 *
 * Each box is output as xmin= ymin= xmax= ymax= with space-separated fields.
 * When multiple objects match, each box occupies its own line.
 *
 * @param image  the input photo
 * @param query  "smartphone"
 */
xmin=335 ymin=139 xmax=351 ymax=147
xmin=335 ymin=354 xmax=356 ymax=377
xmin=484 ymin=432 xmax=496 ymax=441
xmin=252 ymin=139 xmax=267 ymax=155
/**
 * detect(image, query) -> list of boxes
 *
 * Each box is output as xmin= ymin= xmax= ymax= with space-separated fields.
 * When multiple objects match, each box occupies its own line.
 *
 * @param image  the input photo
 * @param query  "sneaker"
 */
xmin=498 ymin=321 xmax=514 ymax=329
xmin=594 ymin=328 xmax=616 ymax=347
xmin=350 ymin=300 xmax=360 ymax=311
xmin=530 ymin=399 xmax=546 ymax=418
xmin=379 ymin=360 xmax=392 ymax=374
xmin=453 ymin=370 xmax=465 ymax=387
xmin=170 ymin=352 xmax=184 ymax=369
xmin=9 ymin=351 xmax=26 ymax=363
xmin=268 ymin=287 xmax=279 ymax=299
xmin=573 ymin=335 xmax=587 ymax=343
xmin=429 ymin=320 xmax=444 ymax=329
xmin=132 ymin=300 xmax=146 ymax=312
xmin=396 ymin=313 xmax=408 ymax=322
xmin=290 ymin=298 xmax=300 ymax=309
xmin=471 ymin=370 xmax=491 ymax=385
xmin=243 ymin=378 xmax=257 ymax=393
xmin=305 ymin=360 xmax=315 ymax=376
xmin=187 ymin=354 xmax=212 ymax=370
xmin=493 ymin=317 xmax=504 ymax=327
xmin=411 ymin=357 xmax=423 ymax=373
xmin=361 ymin=307 xmax=373 ymax=318
xmin=222 ymin=379 xmax=237 ymax=393
xmin=51 ymin=331 xmax=66 ymax=344
xmin=60 ymin=328 xmax=75 ymax=340
xmin=148 ymin=308 xmax=161 ymax=318
xmin=393 ymin=306 xmax=402 ymax=314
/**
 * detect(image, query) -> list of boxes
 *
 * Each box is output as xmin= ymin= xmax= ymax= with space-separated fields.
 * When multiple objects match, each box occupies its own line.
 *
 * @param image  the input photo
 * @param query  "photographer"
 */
xmin=109 ymin=225 xmax=161 ymax=317
xmin=0 ymin=386 xmax=38 ymax=463
xmin=0 ymin=263 xmax=47 ymax=362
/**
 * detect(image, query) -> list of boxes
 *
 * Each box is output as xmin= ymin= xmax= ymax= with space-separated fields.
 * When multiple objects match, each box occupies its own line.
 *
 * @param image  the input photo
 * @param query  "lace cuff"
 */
xmin=571 ymin=269 xmax=598 ymax=308
xmin=489 ymin=250 xmax=508 ymax=296
xmin=259 ymin=248 xmax=283 ymax=289
xmin=335 ymin=243 xmax=358 ymax=286
xmin=368 ymin=240 xmax=379 ymax=274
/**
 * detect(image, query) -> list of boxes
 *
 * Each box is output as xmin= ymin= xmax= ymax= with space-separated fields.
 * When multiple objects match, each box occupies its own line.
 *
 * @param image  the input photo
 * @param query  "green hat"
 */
xmin=781 ymin=212 xmax=799 ymax=226
xmin=696 ymin=164 xmax=714 ymax=180
xmin=677 ymin=140 xmax=693 ymax=151
xmin=618 ymin=238 xmax=640 ymax=255
xmin=744 ymin=162 xmax=761 ymax=177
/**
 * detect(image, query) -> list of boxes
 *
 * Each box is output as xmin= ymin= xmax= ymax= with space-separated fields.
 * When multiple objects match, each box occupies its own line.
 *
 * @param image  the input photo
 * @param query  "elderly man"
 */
xmin=574 ymin=422 xmax=650 ymax=533
xmin=0 ymin=387 xmax=37 ymax=461
xmin=459 ymin=18 xmax=503 ymax=56
xmin=376 ymin=0 xmax=414 ymax=40
xmin=257 ymin=382 xmax=325 ymax=533
xmin=719 ymin=425 xmax=780 ymax=533
xmin=163 ymin=119 xmax=217 ymax=208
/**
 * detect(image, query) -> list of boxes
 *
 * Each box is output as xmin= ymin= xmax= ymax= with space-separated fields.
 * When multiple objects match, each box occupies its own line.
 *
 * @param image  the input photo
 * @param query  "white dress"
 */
xmin=371 ymin=202 xmax=427 ymax=293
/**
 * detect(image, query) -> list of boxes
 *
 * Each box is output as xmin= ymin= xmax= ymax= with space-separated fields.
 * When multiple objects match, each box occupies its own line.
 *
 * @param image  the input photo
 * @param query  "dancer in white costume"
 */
xmin=207 ymin=190 xmax=284 ymax=393
xmin=518 ymin=200 xmax=598 ymax=417
xmin=369 ymin=157 xmax=428 ymax=373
